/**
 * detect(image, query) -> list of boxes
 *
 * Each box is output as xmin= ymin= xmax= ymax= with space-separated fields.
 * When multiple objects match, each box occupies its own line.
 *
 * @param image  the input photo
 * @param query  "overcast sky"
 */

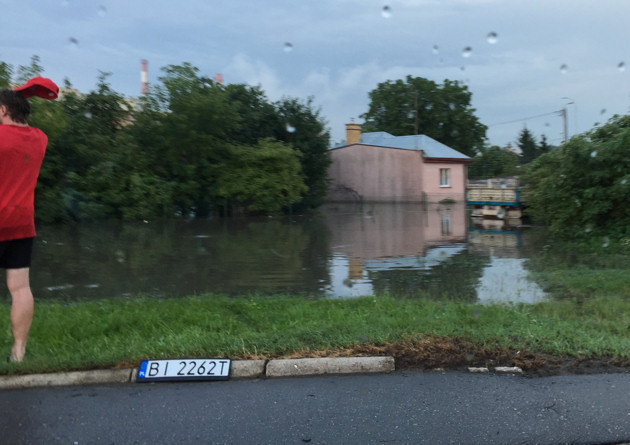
xmin=2 ymin=0 xmax=629 ymax=149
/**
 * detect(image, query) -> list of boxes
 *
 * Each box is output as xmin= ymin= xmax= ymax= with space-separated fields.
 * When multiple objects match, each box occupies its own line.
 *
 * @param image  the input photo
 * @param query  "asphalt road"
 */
xmin=1 ymin=371 xmax=629 ymax=444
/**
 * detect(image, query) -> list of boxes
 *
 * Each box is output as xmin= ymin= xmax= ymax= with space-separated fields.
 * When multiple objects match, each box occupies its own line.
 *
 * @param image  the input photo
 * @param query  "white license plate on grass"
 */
xmin=137 ymin=358 xmax=231 ymax=382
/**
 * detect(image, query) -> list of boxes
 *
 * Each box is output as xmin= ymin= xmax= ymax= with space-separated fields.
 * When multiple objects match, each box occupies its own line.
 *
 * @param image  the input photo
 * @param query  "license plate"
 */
xmin=137 ymin=358 xmax=231 ymax=382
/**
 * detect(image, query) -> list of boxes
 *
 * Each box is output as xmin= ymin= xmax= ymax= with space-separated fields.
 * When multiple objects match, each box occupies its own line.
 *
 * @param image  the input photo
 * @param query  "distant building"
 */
xmin=327 ymin=123 xmax=471 ymax=203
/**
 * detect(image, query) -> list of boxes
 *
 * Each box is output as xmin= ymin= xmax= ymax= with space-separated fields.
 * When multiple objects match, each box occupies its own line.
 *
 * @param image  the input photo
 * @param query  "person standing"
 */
xmin=0 ymin=77 xmax=58 ymax=362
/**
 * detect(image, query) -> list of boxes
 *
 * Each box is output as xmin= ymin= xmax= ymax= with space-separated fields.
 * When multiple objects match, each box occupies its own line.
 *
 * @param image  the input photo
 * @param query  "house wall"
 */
xmin=327 ymin=145 xmax=467 ymax=203
xmin=421 ymin=161 xmax=467 ymax=203
xmin=328 ymin=145 xmax=425 ymax=202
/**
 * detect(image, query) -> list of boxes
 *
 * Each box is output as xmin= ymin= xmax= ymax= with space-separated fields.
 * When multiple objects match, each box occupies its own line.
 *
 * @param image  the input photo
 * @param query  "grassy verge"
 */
xmin=1 ymin=290 xmax=630 ymax=375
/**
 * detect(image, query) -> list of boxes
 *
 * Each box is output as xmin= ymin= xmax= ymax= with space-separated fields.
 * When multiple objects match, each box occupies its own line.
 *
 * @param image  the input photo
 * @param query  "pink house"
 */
xmin=327 ymin=123 xmax=471 ymax=203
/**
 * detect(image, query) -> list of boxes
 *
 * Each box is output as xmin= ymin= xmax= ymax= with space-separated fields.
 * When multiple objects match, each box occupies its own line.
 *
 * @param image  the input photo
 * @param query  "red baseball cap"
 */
xmin=13 ymin=76 xmax=59 ymax=100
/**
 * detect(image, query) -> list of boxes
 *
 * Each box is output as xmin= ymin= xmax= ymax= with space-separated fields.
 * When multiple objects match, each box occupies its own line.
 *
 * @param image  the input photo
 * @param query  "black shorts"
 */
xmin=0 ymin=237 xmax=34 ymax=269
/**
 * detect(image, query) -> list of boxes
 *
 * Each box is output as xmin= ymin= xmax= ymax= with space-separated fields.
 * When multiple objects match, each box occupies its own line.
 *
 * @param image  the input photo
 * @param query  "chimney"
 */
xmin=345 ymin=122 xmax=361 ymax=145
xmin=141 ymin=60 xmax=148 ymax=95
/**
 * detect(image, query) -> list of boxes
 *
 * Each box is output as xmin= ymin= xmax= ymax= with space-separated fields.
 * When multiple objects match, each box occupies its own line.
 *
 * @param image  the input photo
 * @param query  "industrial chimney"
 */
xmin=141 ymin=59 xmax=148 ymax=95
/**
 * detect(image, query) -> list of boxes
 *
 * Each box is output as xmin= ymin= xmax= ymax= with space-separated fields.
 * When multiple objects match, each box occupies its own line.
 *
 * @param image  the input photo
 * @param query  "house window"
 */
xmin=440 ymin=168 xmax=451 ymax=187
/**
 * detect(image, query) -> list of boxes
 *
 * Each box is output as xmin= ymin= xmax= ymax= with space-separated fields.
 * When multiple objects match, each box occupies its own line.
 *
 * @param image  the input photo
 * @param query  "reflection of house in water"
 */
xmin=467 ymin=228 xmax=523 ymax=259
xmin=321 ymin=202 xmax=468 ymax=297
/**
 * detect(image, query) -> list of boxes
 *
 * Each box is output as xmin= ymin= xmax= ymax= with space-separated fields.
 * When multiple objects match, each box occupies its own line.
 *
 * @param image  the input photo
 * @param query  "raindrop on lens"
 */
xmin=560 ymin=64 xmax=568 ymax=74
xmin=283 ymin=42 xmax=293 ymax=53
xmin=486 ymin=32 xmax=498 ymax=44
xmin=618 ymin=62 xmax=626 ymax=72
xmin=381 ymin=5 xmax=392 ymax=18
xmin=462 ymin=47 xmax=472 ymax=58
xmin=286 ymin=123 xmax=296 ymax=133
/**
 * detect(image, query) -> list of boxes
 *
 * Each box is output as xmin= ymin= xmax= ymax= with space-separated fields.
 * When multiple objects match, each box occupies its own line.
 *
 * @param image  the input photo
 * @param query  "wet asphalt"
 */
xmin=1 ymin=370 xmax=629 ymax=444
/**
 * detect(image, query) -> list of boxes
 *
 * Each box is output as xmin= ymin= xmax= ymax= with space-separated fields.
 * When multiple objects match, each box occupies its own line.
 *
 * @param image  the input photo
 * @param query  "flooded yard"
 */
xmin=29 ymin=202 xmax=546 ymax=303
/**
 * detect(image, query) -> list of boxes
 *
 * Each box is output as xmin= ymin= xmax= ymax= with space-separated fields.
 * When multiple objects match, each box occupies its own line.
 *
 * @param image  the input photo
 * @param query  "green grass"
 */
xmin=2 ymin=290 xmax=630 ymax=375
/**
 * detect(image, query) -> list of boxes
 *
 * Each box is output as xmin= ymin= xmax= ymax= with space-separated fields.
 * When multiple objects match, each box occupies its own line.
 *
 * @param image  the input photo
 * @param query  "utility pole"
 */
xmin=561 ymin=107 xmax=568 ymax=142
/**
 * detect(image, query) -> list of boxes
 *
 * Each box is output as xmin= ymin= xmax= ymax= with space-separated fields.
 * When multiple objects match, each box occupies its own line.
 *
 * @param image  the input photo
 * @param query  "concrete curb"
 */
xmin=0 ymin=358 xmax=524 ymax=389
xmin=0 ymin=357 xmax=394 ymax=389
xmin=266 ymin=357 xmax=395 ymax=378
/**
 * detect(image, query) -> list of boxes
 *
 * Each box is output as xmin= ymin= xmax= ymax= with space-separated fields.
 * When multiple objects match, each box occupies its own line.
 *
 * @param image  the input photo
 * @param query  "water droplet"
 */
xmin=286 ymin=123 xmax=296 ymax=133
xmin=560 ymin=64 xmax=568 ymax=74
xmin=381 ymin=5 xmax=392 ymax=18
xmin=590 ymin=150 xmax=597 ymax=158
xmin=602 ymin=237 xmax=610 ymax=248
xmin=283 ymin=42 xmax=293 ymax=53
xmin=98 ymin=5 xmax=107 ymax=17
xmin=486 ymin=32 xmax=498 ymax=44
xmin=600 ymin=108 xmax=607 ymax=115
xmin=618 ymin=62 xmax=626 ymax=72
xmin=84 ymin=112 xmax=93 ymax=119
xmin=432 ymin=45 xmax=439 ymax=55
xmin=621 ymin=178 xmax=628 ymax=185
xmin=68 ymin=37 xmax=79 ymax=49
xmin=462 ymin=47 xmax=472 ymax=58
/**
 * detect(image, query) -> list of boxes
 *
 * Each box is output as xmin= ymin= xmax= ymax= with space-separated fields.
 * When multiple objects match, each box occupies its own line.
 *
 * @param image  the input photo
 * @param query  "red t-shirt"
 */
xmin=0 ymin=125 xmax=47 ymax=242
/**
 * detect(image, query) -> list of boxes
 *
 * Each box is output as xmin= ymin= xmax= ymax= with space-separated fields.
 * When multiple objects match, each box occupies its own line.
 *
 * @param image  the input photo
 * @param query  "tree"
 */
xmin=538 ymin=134 xmax=553 ymax=155
xmin=16 ymin=55 xmax=43 ymax=83
xmin=273 ymin=97 xmax=331 ymax=209
xmin=517 ymin=128 xmax=540 ymax=164
xmin=215 ymin=138 xmax=308 ymax=213
xmin=360 ymin=75 xmax=487 ymax=156
xmin=224 ymin=84 xmax=282 ymax=145
xmin=468 ymin=145 xmax=520 ymax=179
xmin=133 ymin=63 xmax=242 ymax=217
xmin=523 ymin=114 xmax=630 ymax=238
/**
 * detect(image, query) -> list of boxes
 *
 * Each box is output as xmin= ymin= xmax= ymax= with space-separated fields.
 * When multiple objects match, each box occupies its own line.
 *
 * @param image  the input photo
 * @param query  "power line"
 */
xmin=488 ymin=110 xmax=560 ymax=127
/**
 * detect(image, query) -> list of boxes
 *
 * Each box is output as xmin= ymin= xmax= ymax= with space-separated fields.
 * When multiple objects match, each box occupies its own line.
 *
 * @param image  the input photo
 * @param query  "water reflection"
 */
xmin=26 ymin=203 xmax=546 ymax=303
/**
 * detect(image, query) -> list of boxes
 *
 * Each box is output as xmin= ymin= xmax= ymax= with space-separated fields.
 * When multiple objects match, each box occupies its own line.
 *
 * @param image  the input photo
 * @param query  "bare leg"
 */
xmin=7 ymin=268 xmax=34 ymax=362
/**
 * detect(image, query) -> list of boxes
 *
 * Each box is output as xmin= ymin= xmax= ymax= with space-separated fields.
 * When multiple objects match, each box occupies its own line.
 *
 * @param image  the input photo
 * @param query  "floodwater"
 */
xmin=27 ymin=203 xmax=546 ymax=304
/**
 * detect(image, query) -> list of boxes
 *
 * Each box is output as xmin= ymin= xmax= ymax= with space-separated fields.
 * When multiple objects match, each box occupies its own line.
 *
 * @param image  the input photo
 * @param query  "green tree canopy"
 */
xmin=273 ymin=97 xmax=331 ymax=209
xmin=517 ymin=128 xmax=540 ymax=164
xmin=468 ymin=145 xmax=520 ymax=179
xmin=523 ymin=114 xmax=630 ymax=238
xmin=360 ymin=75 xmax=487 ymax=156
xmin=216 ymin=138 xmax=308 ymax=213
xmin=7 ymin=57 xmax=331 ymax=220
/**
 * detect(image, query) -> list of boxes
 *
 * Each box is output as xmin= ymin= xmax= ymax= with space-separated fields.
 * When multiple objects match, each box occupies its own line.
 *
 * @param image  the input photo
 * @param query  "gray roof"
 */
xmin=335 ymin=131 xmax=470 ymax=160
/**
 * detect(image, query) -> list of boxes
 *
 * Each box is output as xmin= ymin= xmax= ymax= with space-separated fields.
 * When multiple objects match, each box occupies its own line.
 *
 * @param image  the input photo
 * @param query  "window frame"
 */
xmin=439 ymin=168 xmax=451 ymax=187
